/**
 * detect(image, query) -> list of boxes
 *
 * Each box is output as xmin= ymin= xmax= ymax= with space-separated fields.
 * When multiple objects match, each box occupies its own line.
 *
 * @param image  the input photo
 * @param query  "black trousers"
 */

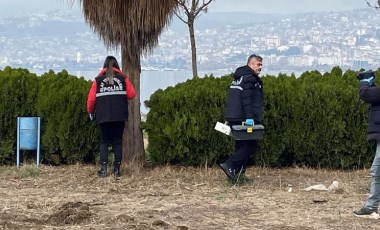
xmin=99 ymin=121 xmax=125 ymax=163
xmin=226 ymin=121 xmax=259 ymax=173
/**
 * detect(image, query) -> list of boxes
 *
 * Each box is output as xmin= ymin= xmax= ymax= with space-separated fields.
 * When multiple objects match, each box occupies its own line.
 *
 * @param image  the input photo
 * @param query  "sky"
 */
xmin=0 ymin=0 xmax=368 ymax=16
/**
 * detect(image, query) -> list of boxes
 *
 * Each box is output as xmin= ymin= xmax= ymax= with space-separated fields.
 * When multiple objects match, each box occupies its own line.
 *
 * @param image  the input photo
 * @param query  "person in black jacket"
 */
xmin=353 ymin=71 xmax=380 ymax=219
xmin=218 ymin=54 xmax=263 ymax=181
xmin=87 ymin=56 xmax=136 ymax=178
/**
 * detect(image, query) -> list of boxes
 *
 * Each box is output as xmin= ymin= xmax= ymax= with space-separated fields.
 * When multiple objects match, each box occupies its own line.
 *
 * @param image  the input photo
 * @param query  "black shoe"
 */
xmin=97 ymin=162 xmax=107 ymax=177
xmin=112 ymin=161 xmax=121 ymax=177
xmin=218 ymin=162 xmax=235 ymax=180
xmin=353 ymin=207 xmax=380 ymax=219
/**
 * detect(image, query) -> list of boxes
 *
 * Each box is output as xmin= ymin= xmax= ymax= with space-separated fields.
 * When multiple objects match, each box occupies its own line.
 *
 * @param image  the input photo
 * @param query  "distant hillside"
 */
xmin=168 ymin=12 xmax=294 ymax=32
xmin=0 ymin=18 xmax=91 ymax=38
xmin=0 ymin=11 xmax=295 ymax=37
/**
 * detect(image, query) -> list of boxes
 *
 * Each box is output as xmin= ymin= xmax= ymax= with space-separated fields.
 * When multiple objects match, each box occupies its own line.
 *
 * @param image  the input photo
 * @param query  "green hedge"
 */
xmin=0 ymin=66 xmax=376 ymax=169
xmin=144 ymin=67 xmax=375 ymax=169
xmin=0 ymin=67 xmax=39 ymax=164
xmin=0 ymin=67 xmax=98 ymax=165
xmin=144 ymin=75 xmax=234 ymax=165
xmin=35 ymin=70 xmax=98 ymax=164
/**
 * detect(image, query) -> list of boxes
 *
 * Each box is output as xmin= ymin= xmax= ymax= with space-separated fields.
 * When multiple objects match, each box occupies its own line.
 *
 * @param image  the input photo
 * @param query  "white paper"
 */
xmin=214 ymin=122 xmax=231 ymax=135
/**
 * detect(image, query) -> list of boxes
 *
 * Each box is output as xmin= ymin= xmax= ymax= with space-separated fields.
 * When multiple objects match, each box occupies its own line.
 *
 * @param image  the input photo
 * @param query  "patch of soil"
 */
xmin=47 ymin=201 xmax=91 ymax=225
xmin=0 ymin=164 xmax=378 ymax=229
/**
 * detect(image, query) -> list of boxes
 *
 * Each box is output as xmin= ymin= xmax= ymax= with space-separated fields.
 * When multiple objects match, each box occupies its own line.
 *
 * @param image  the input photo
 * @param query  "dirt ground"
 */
xmin=0 ymin=163 xmax=379 ymax=230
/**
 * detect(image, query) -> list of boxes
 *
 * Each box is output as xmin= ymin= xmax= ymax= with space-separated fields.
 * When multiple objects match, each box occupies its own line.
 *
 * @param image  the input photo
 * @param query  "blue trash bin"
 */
xmin=17 ymin=117 xmax=41 ymax=168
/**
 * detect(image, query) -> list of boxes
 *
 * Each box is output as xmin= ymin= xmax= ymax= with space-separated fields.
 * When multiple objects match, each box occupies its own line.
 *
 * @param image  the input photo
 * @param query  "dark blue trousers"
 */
xmin=226 ymin=121 xmax=259 ymax=173
xmin=99 ymin=121 xmax=125 ymax=163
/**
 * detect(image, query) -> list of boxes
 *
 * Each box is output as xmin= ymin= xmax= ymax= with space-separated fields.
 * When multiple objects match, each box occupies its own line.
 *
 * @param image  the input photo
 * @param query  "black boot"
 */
xmin=97 ymin=162 xmax=107 ymax=177
xmin=112 ymin=161 xmax=121 ymax=177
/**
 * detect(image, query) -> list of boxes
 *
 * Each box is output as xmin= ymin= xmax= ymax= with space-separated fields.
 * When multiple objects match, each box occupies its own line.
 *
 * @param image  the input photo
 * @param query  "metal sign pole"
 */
xmin=16 ymin=117 xmax=20 ymax=168
xmin=37 ymin=117 xmax=41 ymax=166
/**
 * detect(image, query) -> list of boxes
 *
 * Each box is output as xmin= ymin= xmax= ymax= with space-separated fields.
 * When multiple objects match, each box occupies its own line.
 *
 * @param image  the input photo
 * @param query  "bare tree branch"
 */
xmin=175 ymin=0 xmax=214 ymax=21
xmin=364 ymin=0 xmax=380 ymax=9
xmin=174 ymin=0 xmax=191 ymax=25
xmin=193 ymin=0 xmax=213 ymax=18
xmin=173 ymin=0 xmax=216 ymax=78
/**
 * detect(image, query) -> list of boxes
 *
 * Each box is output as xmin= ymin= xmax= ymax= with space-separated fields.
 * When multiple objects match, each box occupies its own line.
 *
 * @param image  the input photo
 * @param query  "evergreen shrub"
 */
xmin=145 ymin=67 xmax=374 ymax=169
xmin=34 ymin=70 xmax=98 ymax=164
xmin=0 ymin=67 xmax=39 ymax=164
xmin=0 ymin=65 xmax=375 ymax=169
xmin=0 ymin=67 xmax=98 ymax=165
xmin=144 ymin=75 xmax=234 ymax=165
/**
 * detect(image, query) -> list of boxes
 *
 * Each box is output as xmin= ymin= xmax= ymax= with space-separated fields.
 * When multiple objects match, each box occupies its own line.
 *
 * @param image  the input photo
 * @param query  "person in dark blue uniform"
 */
xmin=87 ymin=56 xmax=136 ymax=178
xmin=353 ymin=70 xmax=380 ymax=219
xmin=218 ymin=54 xmax=263 ymax=181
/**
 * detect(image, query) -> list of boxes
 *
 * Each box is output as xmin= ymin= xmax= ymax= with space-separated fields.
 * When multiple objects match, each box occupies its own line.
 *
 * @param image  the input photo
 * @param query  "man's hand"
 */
xmin=88 ymin=113 xmax=95 ymax=121
xmin=360 ymin=76 xmax=374 ymax=86
xmin=245 ymin=119 xmax=254 ymax=126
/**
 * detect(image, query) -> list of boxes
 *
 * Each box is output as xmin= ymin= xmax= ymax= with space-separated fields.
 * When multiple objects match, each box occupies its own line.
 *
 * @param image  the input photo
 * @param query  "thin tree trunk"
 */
xmin=188 ymin=18 xmax=198 ymax=78
xmin=121 ymin=51 xmax=145 ymax=164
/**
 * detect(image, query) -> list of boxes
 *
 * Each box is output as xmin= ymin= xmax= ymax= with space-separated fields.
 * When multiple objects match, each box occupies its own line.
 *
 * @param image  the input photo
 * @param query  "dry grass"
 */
xmin=0 ymin=163 xmax=377 ymax=229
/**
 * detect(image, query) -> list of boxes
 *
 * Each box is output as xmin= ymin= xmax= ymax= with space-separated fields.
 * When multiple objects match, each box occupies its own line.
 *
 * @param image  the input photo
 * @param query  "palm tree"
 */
xmin=78 ymin=0 xmax=177 ymax=163
xmin=174 ymin=0 xmax=214 ymax=78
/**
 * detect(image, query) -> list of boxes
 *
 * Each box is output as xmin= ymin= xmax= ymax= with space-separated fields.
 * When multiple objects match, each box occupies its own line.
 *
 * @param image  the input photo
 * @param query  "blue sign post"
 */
xmin=16 ymin=117 xmax=41 ymax=168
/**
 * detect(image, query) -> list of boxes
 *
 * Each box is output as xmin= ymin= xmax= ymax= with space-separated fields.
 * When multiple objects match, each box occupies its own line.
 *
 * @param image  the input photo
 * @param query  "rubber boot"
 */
xmin=112 ymin=161 xmax=121 ymax=177
xmin=97 ymin=162 xmax=107 ymax=177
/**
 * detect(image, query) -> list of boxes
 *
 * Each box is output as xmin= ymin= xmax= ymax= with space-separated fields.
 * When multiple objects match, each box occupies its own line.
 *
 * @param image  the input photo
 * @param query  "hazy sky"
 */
xmin=210 ymin=0 xmax=366 ymax=14
xmin=0 ymin=0 xmax=368 ymax=16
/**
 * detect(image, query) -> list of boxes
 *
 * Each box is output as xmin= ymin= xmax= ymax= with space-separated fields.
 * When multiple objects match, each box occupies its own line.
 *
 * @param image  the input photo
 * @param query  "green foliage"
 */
xmin=19 ymin=164 xmax=41 ymax=178
xmin=145 ymin=75 xmax=234 ymax=165
xmin=34 ymin=70 xmax=98 ymax=164
xmin=0 ymin=67 xmax=98 ymax=165
xmin=145 ymin=67 xmax=374 ymax=169
xmin=262 ymin=68 xmax=372 ymax=168
xmin=0 ymin=65 xmax=375 ymax=169
xmin=0 ymin=67 xmax=39 ymax=164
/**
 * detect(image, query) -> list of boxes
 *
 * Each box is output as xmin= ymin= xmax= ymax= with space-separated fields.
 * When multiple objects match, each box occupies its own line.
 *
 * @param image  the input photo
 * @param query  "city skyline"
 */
xmin=1 ymin=7 xmax=378 ymax=113
xmin=1 ymin=7 xmax=378 ymax=74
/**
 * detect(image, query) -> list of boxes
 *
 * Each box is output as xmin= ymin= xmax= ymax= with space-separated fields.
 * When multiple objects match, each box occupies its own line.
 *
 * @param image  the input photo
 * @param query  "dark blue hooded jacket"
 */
xmin=359 ymin=82 xmax=380 ymax=141
xmin=225 ymin=65 xmax=263 ymax=124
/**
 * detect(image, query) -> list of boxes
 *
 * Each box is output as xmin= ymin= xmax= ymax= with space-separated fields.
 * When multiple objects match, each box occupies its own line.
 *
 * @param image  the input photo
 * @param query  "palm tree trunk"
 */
xmin=121 ymin=51 xmax=145 ymax=164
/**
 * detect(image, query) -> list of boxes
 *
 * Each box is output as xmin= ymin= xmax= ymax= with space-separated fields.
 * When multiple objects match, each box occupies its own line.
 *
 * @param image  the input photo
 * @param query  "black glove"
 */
xmin=88 ymin=113 xmax=95 ymax=121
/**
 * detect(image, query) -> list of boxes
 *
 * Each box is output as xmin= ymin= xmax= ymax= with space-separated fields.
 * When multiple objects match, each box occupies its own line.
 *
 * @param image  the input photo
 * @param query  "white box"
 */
xmin=214 ymin=122 xmax=231 ymax=136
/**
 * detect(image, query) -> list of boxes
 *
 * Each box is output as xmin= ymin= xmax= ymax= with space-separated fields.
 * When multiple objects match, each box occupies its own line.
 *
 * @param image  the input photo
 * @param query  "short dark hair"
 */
xmin=247 ymin=54 xmax=263 ymax=65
